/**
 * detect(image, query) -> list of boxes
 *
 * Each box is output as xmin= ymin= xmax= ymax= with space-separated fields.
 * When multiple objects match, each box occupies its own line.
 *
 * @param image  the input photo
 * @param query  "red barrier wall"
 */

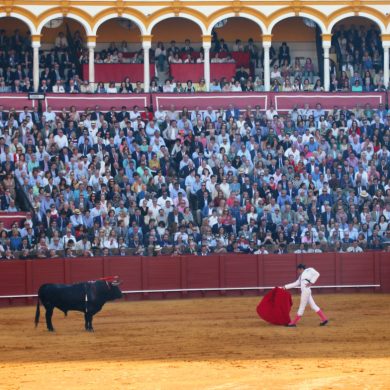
xmin=0 ymin=252 xmax=389 ymax=306
xmin=269 ymin=92 xmax=386 ymax=112
xmin=0 ymin=94 xmax=35 ymax=110
xmin=0 ymin=92 xmax=386 ymax=112
xmin=82 ymin=64 xmax=155 ymax=83
xmin=151 ymin=92 xmax=387 ymax=111
xmin=44 ymin=93 xmax=150 ymax=111
xmin=151 ymin=92 xmax=269 ymax=111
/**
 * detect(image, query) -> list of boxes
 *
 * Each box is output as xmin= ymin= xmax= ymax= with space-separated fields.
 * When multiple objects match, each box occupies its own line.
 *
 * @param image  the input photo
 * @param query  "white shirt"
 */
xmin=52 ymin=85 xmax=65 ymax=93
xmin=285 ymin=267 xmax=320 ymax=290
xmin=265 ymin=109 xmax=278 ymax=120
xmin=43 ymin=111 xmax=56 ymax=122
xmin=346 ymin=246 xmax=363 ymax=253
xmin=54 ymin=134 xmax=68 ymax=149
xmin=254 ymin=249 xmax=269 ymax=254
xmin=284 ymin=147 xmax=300 ymax=163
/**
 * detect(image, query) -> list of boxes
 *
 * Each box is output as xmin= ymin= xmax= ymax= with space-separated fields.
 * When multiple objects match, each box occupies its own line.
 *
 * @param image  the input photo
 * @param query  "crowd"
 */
xmin=0 ymin=29 xmax=85 ymax=93
xmin=0 ymin=25 xmax=388 ymax=94
xmin=330 ymin=24 xmax=386 ymax=92
xmin=0 ymin=28 xmax=34 ymax=92
xmin=0 ymin=98 xmax=389 ymax=260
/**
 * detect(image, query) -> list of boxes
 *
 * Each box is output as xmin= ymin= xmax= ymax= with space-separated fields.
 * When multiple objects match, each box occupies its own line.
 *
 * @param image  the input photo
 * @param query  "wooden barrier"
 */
xmin=0 ymin=252 xmax=388 ymax=306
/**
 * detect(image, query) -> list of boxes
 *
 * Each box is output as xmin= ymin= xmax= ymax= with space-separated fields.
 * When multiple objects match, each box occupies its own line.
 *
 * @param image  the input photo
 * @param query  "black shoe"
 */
xmin=286 ymin=324 xmax=296 ymax=327
xmin=320 ymin=320 xmax=328 ymax=326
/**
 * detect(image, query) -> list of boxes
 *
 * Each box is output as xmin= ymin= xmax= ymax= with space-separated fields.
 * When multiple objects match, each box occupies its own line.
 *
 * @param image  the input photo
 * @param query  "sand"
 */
xmin=0 ymin=294 xmax=390 ymax=389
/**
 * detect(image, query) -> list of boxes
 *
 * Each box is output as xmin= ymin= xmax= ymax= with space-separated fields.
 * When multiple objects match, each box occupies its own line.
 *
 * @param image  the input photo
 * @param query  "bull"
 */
xmin=34 ymin=276 xmax=123 ymax=332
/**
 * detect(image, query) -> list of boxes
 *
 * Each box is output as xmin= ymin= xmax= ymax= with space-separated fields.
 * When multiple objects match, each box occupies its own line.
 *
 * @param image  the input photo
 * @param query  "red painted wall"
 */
xmin=0 ymin=92 xmax=386 ymax=113
xmin=0 ymin=252 xmax=389 ymax=306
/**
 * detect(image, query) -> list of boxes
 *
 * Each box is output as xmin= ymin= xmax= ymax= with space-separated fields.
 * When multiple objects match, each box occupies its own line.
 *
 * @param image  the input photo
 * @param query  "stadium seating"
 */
xmin=0 ymin=92 xmax=389 ymax=259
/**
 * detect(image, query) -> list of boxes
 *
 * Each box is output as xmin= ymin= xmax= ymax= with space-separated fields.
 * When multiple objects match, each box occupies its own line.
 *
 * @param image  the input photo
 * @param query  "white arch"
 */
xmin=9 ymin=12 xmax=38 ymax=35
xmin=37 ymin=13 xmax=92 ymax=35
xmin=207 ymin=12 xmax=266 ymax=35
xmin=146 ymin=12 xmax=207 ymax=35
xmin=328 ymin=12 xmax=386 ymax=34
xmin=92 ymin=13 xmax=147 ymax=35
xmin=358 ymin=12 xmax=386 ymax=34
xmin=268 ymin=12 xmax=326 ymax=35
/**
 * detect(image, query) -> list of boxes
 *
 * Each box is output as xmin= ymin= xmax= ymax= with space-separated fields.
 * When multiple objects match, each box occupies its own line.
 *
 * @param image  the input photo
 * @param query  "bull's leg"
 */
xmin=84 ymin=313 xmax=93 ymax=332
xmin=45 ymin=306 xmax=55 ymax=332
xmin=84 ymin=313 xmax=89 ymax=331
xmin=89 ymin=315 xmax=94 ymax=332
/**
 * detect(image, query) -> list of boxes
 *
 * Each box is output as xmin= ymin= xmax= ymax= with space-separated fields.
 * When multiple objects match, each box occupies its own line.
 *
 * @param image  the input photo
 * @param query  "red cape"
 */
xmin=256 ymin=287 xmax=293 ymax=325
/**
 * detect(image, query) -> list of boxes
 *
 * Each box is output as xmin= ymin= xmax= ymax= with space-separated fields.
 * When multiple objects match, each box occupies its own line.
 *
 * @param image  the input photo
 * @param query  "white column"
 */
xmin=323 ymin=41 xmax=331 ymax=92
xmin=32 ymin=41 xmax=40 ymax=92
xmin=383 ymin=43 xmax=390 ymax=88
xmin=87 ymin=42 xmax=96 ymax=84
xmin=203 ymin=42 xmax=211 ymax=91
xmin=142 ymin=40 xmax=151 ymax=93
xmin=263 ymin=41 xmax=271 ymax=92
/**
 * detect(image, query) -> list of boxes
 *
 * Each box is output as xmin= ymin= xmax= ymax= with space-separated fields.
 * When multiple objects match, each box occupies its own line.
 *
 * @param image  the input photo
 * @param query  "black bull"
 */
xmin=35 ymin=280 xmax=123 ymax=331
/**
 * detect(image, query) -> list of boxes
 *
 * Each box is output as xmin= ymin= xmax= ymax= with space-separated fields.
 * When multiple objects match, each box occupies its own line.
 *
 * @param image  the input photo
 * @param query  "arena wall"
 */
xmin=0 ymin=252 xmax=388 ymax=307
xmin=0 ymin=92 xmax=386 ymax=112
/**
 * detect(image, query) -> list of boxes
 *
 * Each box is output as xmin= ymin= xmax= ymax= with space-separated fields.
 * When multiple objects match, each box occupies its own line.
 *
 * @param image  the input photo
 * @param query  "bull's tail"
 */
xmin=35 ymin=298 xmax=40 ymax=328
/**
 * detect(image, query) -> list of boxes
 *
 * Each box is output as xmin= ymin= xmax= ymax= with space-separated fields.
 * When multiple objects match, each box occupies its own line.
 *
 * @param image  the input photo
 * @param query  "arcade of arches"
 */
xmin=0 ymin=1 xmax=390 ymax=92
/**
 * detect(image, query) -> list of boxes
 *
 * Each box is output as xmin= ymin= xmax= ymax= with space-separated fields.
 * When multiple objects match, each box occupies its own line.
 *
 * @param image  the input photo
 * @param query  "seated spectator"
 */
xmin=185 ymin=80 xmax=195 ymax=93
xmin=254 ymin=77 xmax=264 ymax=91
xmin=303 ymin=58 xmax=314 ymax=83
xmin=270 ymin=65 xmax=281 ymax=83
xmin=196 ymin=79 xmax=207 ymax=92
xmin=162 ymin=79 xmax=174 ymax=93
xmin=231 ymin=80 xmax=242 ymax=92
xmin=235 ymin=66 xmax=248 ymax=82
xmin=183 ymin=53 xmax=193 ymax=64
xmin=283 ymin=78 xmax=293 ymax=92
xmin=169 ymin=53 xmax=182 ymax=64
xmin=106 ymin=82 xmax=118 ymax=94
xmin=313 ymin=79 xmax=324 ymax=92
xmin=351 ymin=79 xmax=363 ymax=92
xmin=196 ymin=52 xmax=204 ymax=64
xmin=52 ymin=79 xmax=65 ymax=93
xmin=208 ymin=79 xmax=220 ymax=92
xmin=211 ymin=53 xmax=223 ymax=63
xmin=95 ymin=82 xmax=106 ymax=93
xmin=66 ymin=79 xmax=80 ymax=93
xmin=346 ymin=240 xmax=363 ymax=253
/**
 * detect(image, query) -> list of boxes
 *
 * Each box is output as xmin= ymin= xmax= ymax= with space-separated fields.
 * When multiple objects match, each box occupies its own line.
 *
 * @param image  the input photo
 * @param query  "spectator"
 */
xmin=278 ymin=42 xmax=290 ymax=66
xmin=347 ymin=240 xmax=364 ymax=253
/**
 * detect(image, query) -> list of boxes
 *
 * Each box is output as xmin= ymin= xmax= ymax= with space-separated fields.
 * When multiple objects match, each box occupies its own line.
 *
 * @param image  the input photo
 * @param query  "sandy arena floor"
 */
xmin=0 ymin=294 xmax=390 ymax=390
